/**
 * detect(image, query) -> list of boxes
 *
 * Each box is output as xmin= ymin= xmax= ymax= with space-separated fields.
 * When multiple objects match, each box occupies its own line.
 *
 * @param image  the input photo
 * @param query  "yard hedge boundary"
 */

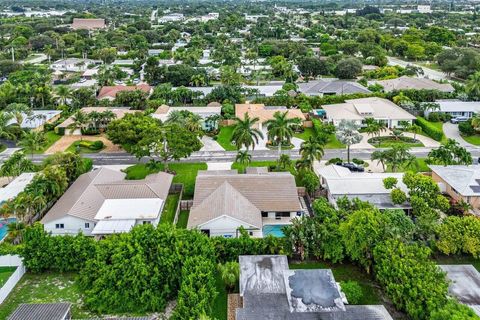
xmin=415 ymin=117 xmax=445 ymax=141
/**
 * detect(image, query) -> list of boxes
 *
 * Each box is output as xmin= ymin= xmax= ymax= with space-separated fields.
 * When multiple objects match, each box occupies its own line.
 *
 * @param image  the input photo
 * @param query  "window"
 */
xmin=85 ymin=223 xmax=90 ymax=228
xmin=261 ymin=212 xmax=268 ymax=218
xmin=143 ymin=221 xmax=151 ymax=225
xmin=55 ymin=224 xmax=64 ymax=229
xmin=275 ymin=212 xmax=291 ymax=218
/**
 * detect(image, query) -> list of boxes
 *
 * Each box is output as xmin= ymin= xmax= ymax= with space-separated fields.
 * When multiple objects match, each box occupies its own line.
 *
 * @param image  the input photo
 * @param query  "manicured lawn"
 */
xmin=176 ymin=210 xmax=190 ymax=228
xmin=231 ymin=160 xmax=277 ymax=173
xmin=325 ymin=133 xmax=345 ymax=149
xmin=368 ymin=136 xmax=424 ymax=148
xmin=23 ymin=131 xmax=62 ymax=154
xmin=124 ymin=162 xmax=207 ymax=199
xmin=462 ymin=134 xmax=480 ymax=145
xmin=290 ymin=261 xmax=381 ymax=305
xmin=0 ymin=272 xmax=93 ymax=319
xmin=0 ymin=266 xmax=16 ymax=287
xmin=433 ymin=255 xmax=480 ymax=272
xmin=293 ymin=127 xmax=315 ymax=140
xmin=65 ymin=140 xmax=105 ymax=154
xmin=216 ymin=126 xmax=237 ymax=151
xmin=386 ymin=158 xmax=431 ymax=173
xmin=211 ymin=271 xmax=227 ymax=320
xmin=159 ymin=194 xmax=180 ymax=224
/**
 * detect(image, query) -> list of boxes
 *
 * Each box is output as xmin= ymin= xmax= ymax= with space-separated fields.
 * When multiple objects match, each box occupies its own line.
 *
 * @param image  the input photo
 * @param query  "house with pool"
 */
xmin=187 ymin=168 xmax=306 ymax=238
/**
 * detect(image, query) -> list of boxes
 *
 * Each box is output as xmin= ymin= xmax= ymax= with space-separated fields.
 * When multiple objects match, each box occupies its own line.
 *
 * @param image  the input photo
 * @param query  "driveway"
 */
xmin=45 ymin=135 xmax=122 ymax=154
xmin=200 ymin=136 xmax=224 ymax=152
xmin=443 ymin=122 xmax=474 ymax=147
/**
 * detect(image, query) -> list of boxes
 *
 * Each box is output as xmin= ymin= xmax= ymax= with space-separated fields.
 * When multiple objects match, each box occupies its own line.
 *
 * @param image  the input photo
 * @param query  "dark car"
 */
xmin=336 ymin=162 xmax=365 ymax=172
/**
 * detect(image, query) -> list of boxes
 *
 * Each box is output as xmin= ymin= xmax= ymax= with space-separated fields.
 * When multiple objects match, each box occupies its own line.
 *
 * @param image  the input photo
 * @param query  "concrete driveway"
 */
xmin=443 ymin=122 xmax=474 ymax=147
xmin=200 ymin=136 xmax=224 ymax=151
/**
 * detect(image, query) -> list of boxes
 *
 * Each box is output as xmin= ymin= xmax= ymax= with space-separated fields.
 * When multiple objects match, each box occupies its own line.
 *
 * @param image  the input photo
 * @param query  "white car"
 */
xmin=450 ymin=116 xmax=469 ymax=124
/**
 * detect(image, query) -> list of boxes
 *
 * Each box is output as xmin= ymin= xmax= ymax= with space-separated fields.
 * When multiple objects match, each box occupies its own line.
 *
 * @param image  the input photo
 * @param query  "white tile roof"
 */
xmin=430 ymin=165 xmax=480 ymax=196
xmin=0 ymin=173 xmax=35 ymax=203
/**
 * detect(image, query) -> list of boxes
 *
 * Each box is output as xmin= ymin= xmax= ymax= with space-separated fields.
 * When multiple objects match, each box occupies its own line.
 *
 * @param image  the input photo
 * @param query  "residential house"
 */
xmin=187 ymin=169 xmax=305 ymax=238
xmin=71 ymin=18 xmax=106 ymax=30
xmin=317 ymin=165 xmax=411 ymax=210
xmin=152 ymin=104 xmax=221 ymax=131
xmin=0 ymin=173 xmax=35 ymax=204
xmin=235 ymin=103 xmax=306 ymax=131
xmin=425 ymin=100 xmax=480 ymax=119
xmin=369 ymin=76 xmax=454 ymax=93
xmin=237 ymin=255 xmax=394 ymax=319
xmin=158 ymin=13 xmax=184 ymax=23
xmin=298 ymin=79 xmax=371 ymax=96
xmin=56 ymin=107 xmax=137 ymax=135
xmin=51 ymin=58 xmax=97 ymax=72
xmin=97 ymin=84 xmax=152 ymax=101
xmin=41 ymin=167 xmax=173 ymax=236
xmin=8 ymin=303 xmax=72 ymax=320
xmin=429 ymin=165 xmax=480 ymax=215
xmin=7 ymin=110 xmax=61 ymax=129
xmin=322 ymin=97 xmax=416 ymax=128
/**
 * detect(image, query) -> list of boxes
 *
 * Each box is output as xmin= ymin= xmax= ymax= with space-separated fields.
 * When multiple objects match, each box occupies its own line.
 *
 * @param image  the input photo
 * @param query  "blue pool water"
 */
xmin=0 ymin=218 xmax=16 ymax=241
xmin=262 ymin=224 xmax=287 ymax=237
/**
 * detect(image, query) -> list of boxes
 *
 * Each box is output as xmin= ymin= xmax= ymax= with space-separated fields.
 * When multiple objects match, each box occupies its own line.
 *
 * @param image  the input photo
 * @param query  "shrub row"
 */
xmin=415 ymin=117 xmax=445 ymax=141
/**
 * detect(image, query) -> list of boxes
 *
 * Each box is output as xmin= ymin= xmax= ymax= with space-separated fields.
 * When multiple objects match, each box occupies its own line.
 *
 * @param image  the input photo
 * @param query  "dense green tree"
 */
xmin=426 ymin=139 xmax=472 ymax=165
xmin=335 ymin=58 xmax=363 ymax=79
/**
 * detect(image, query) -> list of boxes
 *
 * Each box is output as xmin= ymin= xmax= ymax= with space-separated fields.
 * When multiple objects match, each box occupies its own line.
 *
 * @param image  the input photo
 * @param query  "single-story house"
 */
xmin=152 ymin=104 xmax=221 ymax=131
xmin=181 ymin=85 xmax=284 ymax=98
xmin=51 ymin=58 xmax=97 ymax=72
xmin=322 ymin=97 xmax=416 ymax=128
xmin=8 ymin=303 xmax=72 ymax=320
xmin=429 ymin=165 xmax=480 ymax=215
xmin=425 ymin=100 xmax=480 ymax=119
xmin=237 ymin=255 xmax=394 ymax=320
xmin=0 ymin=173 xmax=35 ymax=204
xmin=41 ymin=167 xmax=173 ymax=236
xmin=71 ymin=18 xmax=106 ymax=30
xmin=369 ymin=76 xmax=454 ymax=93
xmin=56 ymin=107 xmax=137 ymax=135
xmin=235 ymin=103 xmax=306 ymax=131
xmin=317 ymin=165 xmax=411 ymax=210
xmin=298 ymin=79 xmax=371 ymax=96
xmin=97 ymin=84 xmax=152 ymax=101
xmin=187 ymin=169 xmax=305 ymax=238
xmin=7 ymin=110 xmax=61 ymax=129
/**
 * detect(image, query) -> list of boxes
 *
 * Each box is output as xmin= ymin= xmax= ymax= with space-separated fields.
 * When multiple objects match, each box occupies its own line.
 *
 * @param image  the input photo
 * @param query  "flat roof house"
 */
xmin=322 ymin=97 xmax=416 ymax=128
xmin=317 ymin=165 xmax=411 ymax=210
xmin=237 ymin=255 xmax=394 ymax=319
xmin=370 ymin=76 xmax=454 ymax=93
xmin=0 ymin=173 xmax=35 ymax=204
xmin=298 ymin=79 xmax=371 ymax=96
xmin=425 ymin=100 xmax=480 ymax=119
xmin=235 ymin=103 xmax=306 ymax=131
xmin=97 ymin=84 xmax=152 ymax=101
xmin=429 ymin=165 xmax=480 ymax=215
xmin=71 ymin=18 xmax=106 ymax=30
xmin=187 ymin=169 xmax=304 ymax=238
xmin=41 ymin=167 xmax=173 ymax=236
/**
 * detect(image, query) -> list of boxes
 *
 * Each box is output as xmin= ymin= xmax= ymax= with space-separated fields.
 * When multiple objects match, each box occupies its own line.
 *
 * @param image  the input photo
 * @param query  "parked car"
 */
xmin=451 ymin=116 xmax=469 ymax=124
xmin=336 ymin=162 xmax=365 ymax=172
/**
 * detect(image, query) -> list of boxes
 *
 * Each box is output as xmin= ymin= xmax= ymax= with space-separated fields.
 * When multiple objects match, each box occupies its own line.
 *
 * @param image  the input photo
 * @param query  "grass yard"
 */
xmin=0 ymin=272 xmax=93 ymax=319
xmin=325 ymin=133 xmax=345 ymax=149
xmin=211 ymin=271 xmax=228 ymax=320
xmin=461 ymin=134 xmax=480 ymax=146
xmin=176 ymin=210 xmax=190 ymax=228
xmin=368 ymin=136 xmax=424 ymax=148
xmin=124 ymin=162 xmax=207 ymax=199
xmin=216 ymin=126 xmax=237 ymax=151
xmin=289 ymin=261 xmax=381 ymax=305
xmin=433 ymin=255 xmax=480 ymax=272
xmin=0 ymin=266 xmax=16 ymax=287
xmin=386 ymin=158 xmax=430 ymax=173
xmin=23 ymin=131 xmax=62 ymax=154
xmin=65 ymin=141 xmax=105 ymax=154
xmin=159 ymin=194 xmax=180 ymax=224
xmin=293 ymin=127 xmax=315 ymax=140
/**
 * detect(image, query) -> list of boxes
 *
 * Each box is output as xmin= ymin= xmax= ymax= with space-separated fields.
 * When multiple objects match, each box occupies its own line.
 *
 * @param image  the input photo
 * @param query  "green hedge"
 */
xmin=415 ymin=117 xmax=445 ymax=141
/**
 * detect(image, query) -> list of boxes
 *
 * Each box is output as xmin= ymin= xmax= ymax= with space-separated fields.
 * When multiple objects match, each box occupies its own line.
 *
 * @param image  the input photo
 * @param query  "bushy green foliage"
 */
xmin=415 ymin=117 xmax=445 ymax=141
xmin=436 ymin=216 xmax=480 ymax=258
xmin=374 ymin=240 xmax=449 ymax=320
xmin=217 ymin=261 xmax=239 ymax=292
xmin=382 ymin=177 xmax=398 ymax=189
xmin=390 ymin=188 xmax=407 ymax=205
xmin=430 ymin=300 xmax=480 ymax=320
xmin=340 ymin=281 xmax=363 ymax=304
xmin=459 ymin=120 xmax=475 ymax=136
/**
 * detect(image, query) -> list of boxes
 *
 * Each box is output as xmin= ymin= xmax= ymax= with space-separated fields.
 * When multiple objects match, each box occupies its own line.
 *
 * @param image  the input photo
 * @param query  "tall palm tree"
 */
xmin=299 ymin=136 xmax=325 ymax=170
xmin=68 ymin=110 xmax=89 ymax=139
xmin=5 ymin=103 xmax=32 ymax=126
xmin=336 ymin=120 xmax=362 ymax=163
xmin=466 ymin=71 xmax=480 ymax=100
xmin=0 ymin=112 xmax=14 ymax=141
xmin=371 ymin=150 xmax=389 ymax=172
xmin=265 ymin=111 xmax=301 ymax=157
xmin=231 ymin=113 xmax=264 ymax=151
xmin=18 ymin=131 xmax=45 ymax=159
xmin=235 ymin=150 xmax=251 ymax=173
xmin=55 ymin=85 xmax=71 ymax=106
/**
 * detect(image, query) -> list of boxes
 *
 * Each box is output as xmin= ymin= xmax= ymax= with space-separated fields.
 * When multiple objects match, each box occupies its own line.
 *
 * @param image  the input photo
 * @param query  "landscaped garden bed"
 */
xmin=368 ymin=136 xmax=424 ymax=148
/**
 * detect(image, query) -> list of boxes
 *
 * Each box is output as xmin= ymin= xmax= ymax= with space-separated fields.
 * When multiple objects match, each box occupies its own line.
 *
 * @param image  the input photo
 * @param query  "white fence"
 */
xmin=0 ymin=255 xmax=25 ymax=304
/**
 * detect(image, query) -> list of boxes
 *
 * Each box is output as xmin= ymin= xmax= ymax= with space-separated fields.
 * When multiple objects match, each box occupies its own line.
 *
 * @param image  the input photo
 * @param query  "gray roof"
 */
xmin=371 ymin=76 xmax=454 ymax=93
xmin=42 ymin=167 xmax=173 ymax=224
xmin=298 ymin=80 xmax=371 ymax=96
xmin=8 ymin=303 xmax=71 ymax=320
xmin=188 ymin=171 xmax=301 ymax=228
xmin=429 ymin=165 xmax=480 ymax=196
xmin=434 ymin=100 xmax=480 ymax=113
xmin=237 ymin=255 xmax=393 ymax=320
xmin=439 ymin=265 xmax=480 ymax=316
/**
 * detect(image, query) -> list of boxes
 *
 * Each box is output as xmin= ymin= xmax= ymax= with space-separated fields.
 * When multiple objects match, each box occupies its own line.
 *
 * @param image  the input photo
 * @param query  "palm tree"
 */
xmin=299 ymin=136 xmax=325 ymax=170
xmin=5 ymin=221 xmax=26 ymax=244
xmin=18 ymin=131 xmax=45 ymax=159
xmin=231 ymin=113 xmax=264 ymax=151
xmin=336 ymin=120 xmax=362 ymax=163
xmin=265 ymin=111 xmax=301 ymax=157
xmin=5 ymin=103 xmax=32 ymax=126
xmin=371 ymin=150 xmax=389 ymax=172
xmin=466 ymin=71 xmax=480 ymax=100
xmin=471 ymin=113 xmax=480 ymax=132
xmin=68 ymin=110 xmax=88 ymax=139
xmin=217 ymin=262 xmax=239 ymax=293
xmin=277 ymin=154 xmax=292 ymax=170
xmin=235 ymin=150 xmax=251 ymax=173
xmin=55 ymin=85 xmax=71 ymax=106
xmin=0 ymin=112 xmax=14 ymax=141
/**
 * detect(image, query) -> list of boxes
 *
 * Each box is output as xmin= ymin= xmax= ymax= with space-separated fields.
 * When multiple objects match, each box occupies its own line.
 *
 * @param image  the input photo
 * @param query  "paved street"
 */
xmin=387 ymin=56 xmax=448 ymax=81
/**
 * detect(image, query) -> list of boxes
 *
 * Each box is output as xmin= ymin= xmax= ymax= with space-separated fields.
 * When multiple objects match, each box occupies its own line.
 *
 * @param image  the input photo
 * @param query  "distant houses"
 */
xmin=71 ymin=18 xmax=106 ymax=30
xmin=152 ymin=104 xmax=221 ymax=130
xmin=97 ymin=84 xmax=152 ymax=101
xmin=370 ymin=76 xmax=454 ymax=93
xmin=298 ymin=79 xmax=371 ymax=96
xmin=41 ymin=167 xmax=173 ymax=237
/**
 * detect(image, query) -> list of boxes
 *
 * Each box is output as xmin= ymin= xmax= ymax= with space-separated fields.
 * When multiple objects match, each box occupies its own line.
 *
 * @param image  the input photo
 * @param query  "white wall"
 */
xmin=0 ymin=255 xmax=25 ymax=304
xmin=44 ymin=216 xmax=95 ymax=236
xmin=198 ymin=216 xmax=261 ymax=238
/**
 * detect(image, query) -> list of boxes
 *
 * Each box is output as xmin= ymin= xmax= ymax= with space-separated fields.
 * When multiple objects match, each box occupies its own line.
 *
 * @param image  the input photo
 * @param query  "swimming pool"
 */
xmin=262 ymin=224 xmax=287 ymax=237
xmin=0 ymin=218 xmax=16 ymax=242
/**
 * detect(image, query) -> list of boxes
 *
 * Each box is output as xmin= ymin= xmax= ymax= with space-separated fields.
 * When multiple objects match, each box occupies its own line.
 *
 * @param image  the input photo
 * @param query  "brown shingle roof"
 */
xmin=188 ymin=171 xmax=301 ymax=228
xmin=41 ymin=168 xmax=173 ymax=224
xmin=97 ymin=84 xmax=152 ymax=100
xmin=235 ymin=104 xmax=305 ymax=122
xmin=72 ymin=18 xmax=106 ymax=30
